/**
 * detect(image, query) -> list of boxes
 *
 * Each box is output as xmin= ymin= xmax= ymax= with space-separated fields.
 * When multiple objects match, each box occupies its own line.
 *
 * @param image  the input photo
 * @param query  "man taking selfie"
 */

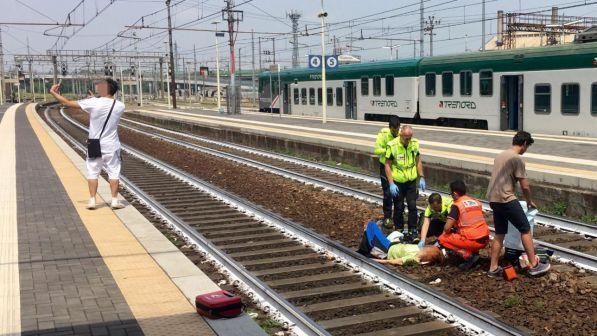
xmin=50 ymin=78 xmax=126 ymax=210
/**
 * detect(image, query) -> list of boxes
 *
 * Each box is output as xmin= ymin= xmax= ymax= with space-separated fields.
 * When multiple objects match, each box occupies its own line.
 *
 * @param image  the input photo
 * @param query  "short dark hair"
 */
xmin=428 ymin=193 xmax=442 ymax=205
xmin=512 ymin=131 xmax=534 ymax=147
xmin=388 ymin=115 xmax=400 ymax=129
xmin=449 ymin=180 xmax=467 ymax=196
xmin=102 ymin=78 xmax=120 ymax=95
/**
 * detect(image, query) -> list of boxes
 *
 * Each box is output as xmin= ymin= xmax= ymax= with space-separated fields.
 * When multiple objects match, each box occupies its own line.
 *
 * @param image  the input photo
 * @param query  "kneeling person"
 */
xmin=419 ymin=193 xmax=452 ymax=246
xmin=438 ymin=180 xmax=490 ymax=270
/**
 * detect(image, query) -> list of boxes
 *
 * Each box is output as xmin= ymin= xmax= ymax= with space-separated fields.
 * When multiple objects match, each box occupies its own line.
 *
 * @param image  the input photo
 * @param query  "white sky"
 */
xmin=1 ymin=0 xmax=596 ymax=73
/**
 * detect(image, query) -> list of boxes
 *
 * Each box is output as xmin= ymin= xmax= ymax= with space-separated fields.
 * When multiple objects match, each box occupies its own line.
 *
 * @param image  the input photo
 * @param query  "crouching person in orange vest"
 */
xmin=438 ymin=180 xmax=490 ymax=270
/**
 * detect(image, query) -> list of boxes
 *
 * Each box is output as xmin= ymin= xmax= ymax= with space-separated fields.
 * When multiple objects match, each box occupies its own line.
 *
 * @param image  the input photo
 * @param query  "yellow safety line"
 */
xmin=0 ymin=104 xmax=21 ymax=336
xmin=137 ymin=109 xmax=597 ymax=180
xmin=26 ymin=105 xmax=213 ymax=336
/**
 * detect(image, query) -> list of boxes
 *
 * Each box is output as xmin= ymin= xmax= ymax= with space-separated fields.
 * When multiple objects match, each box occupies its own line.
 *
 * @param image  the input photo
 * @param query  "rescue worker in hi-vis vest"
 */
xmin=384 ymin=125 xmax=426 ymax=235
xmin=373 ymin=116 xmax=401 ymax=229
xmin=438 ymin=180 xmax=490 ymax=270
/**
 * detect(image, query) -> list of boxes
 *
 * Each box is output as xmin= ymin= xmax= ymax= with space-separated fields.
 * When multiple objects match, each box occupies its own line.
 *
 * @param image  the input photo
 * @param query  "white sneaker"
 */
xmin=110 ymin=199 xmax=125 ymax=209
xmin=86 ymin=198 xmax=96 ymax=210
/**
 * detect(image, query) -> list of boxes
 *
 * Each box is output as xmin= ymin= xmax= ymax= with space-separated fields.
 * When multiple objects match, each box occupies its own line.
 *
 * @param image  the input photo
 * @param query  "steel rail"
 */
xmin=46 ymin=108 xmax=330 ymax=336
xmin=52 ymin=107 xmax=530 ymax=336
xmin=111 ymin=115 xmax=597 ymax=271
xmin=122 ymin=117 xmax=597 ymax=239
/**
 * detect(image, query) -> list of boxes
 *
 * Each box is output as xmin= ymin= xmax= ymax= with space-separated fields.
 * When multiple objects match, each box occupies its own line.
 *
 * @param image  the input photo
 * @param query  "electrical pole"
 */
xmin=27 ymin=37 xmax=35 ymax=101
xmin=193 ymin=44 xmax=197 ymax=101
xmin=238 ymin=48 xmax=241 ymax=75
xmin=166 ymin=0 xmax=177 ymax=108
xmin=251 ymin=29 xmax=256 ymax=107
xmin=420 ymin=0 xmax=424 ymax=57
xmin=213 ymin=21 xmax=223 ymax=112
xmin=159 ymin=57 xmax=164 ymax=99
xmin=319 ymin=0 xmax=327 ymax=124
xmin=223 ymin=0 xmax=243 ymax=115
xmin=52 ymin=56 xmax=57 ymax=85
xmin=424 ymin=16 xmax=440 ymax=57
xmin=481 ymin=0 xmax=486 ymax=51
xmin=272 ymin=38 xmax=276 ymax=64
xmin=258 ymin=36 xmax=262 ymax=72
xmin=288 ymin=10 xmax=301 ymax=68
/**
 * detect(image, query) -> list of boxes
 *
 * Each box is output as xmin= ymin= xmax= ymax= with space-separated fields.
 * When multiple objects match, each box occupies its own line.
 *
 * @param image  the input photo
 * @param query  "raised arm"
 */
xmin=49 ymin=84 xmax=81 ymax=109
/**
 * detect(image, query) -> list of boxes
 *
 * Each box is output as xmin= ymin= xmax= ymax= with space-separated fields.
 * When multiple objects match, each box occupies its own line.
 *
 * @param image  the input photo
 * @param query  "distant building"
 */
xmin=485 ymin=7 xmax=597 ymax=50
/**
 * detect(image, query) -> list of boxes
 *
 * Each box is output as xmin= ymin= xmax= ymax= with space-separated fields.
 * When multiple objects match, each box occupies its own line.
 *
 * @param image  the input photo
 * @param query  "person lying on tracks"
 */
xmin=50 ymin=78 xmax=126 ymax=210
xmin=436 ymin=180 xmax=490 ymax=270
xmin=417 ymin=193 xmax=452 ymax=248
xmin=357 ymin=220 xmax=445 ymax=266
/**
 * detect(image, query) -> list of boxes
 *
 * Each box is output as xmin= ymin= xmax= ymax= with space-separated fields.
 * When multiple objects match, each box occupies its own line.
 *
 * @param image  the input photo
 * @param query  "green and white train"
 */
xmin=258 ymin=42 xmax=597 ymax=136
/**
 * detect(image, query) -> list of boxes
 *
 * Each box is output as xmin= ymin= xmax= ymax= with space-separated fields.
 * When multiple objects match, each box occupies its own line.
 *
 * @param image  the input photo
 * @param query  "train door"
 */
xmin=283 ymin=83 xmax=290 ymax=114
xmin=500 ymin=75 xmax=524 ymax=131
xmin=344 ymin=81 xmax=357 ymax=119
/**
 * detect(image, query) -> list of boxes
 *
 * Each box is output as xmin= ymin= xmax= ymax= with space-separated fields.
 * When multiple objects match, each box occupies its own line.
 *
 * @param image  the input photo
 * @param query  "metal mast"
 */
xmin=166 ymin=0 xmax=177 ymax=108
xmin=420 ymin=0 xmax=424 ymax=57
xmin=288 ymin=10 xmax=302 ymax=68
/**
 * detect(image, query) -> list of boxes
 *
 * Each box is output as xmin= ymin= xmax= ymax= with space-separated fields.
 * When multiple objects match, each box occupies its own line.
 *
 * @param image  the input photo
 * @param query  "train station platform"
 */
xmin=0 ymin=103 xmax=265 ymax=336
xmin=133 ymin=105 xmax=597 ymax=193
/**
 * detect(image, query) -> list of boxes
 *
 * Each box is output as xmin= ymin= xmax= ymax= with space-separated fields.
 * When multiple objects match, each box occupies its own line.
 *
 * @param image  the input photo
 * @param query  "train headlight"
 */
xmin=593 ymin=57 xmax=597 ymax=66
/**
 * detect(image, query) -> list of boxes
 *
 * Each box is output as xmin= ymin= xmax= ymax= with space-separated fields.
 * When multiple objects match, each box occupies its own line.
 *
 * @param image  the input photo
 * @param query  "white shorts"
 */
xmin=86 ymin=150 xmax=121 ymax=180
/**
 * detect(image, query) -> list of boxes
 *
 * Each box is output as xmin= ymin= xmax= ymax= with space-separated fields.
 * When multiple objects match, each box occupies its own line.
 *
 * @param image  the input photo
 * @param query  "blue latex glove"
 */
xmin=417 ymin=241 xmax=426 ymax=249
xmin=419 ymin=177 xmax=426 ymax=191
xmin=389 ymin=183 xmax=399 ymax=198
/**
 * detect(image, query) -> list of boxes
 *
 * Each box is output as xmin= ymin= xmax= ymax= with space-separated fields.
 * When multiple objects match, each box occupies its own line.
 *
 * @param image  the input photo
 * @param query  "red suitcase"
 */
xmin=195 ymin=290 xmax=244 ymax=319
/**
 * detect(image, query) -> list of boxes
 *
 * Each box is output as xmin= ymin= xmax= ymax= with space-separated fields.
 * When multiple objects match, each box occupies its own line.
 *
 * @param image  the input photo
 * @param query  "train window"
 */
xmin=373 ymin=76 xmax=381 ymax=96
xmin=534 ymin=84 xmax=551 ymax=114
xmin=336 ymin=87 xmax=343 ymax=106
xmin=385 ymin=75 xmax=394 ymax=96
xmin=442 ymin=72 xmax=453 ymax=96
xmin=327 ymin=88 xmax=333 ymax=106
xmin=309 ymin=88 xmax=315 ymax=105
xmin=301 ymin=88 xmax=307 ymax=105
xmin=361 ymin=77 xmax=369 ymax=96
xmin=561 ymin=83 xmax=580 ymax=115
xmin=293 ymin=88 xmax=299 ymax=105
xmin=317 ymin=88 xmax=322 ymax=105
xmin=425 ymin=73 xmax=436 ymax=96
xmin=592 ymin=83 xmax=597 ymax=116
xmin=460 ymin=71 xmax=472 ymax=96
xmin=479 ymin=70 xmax=493 ymax=96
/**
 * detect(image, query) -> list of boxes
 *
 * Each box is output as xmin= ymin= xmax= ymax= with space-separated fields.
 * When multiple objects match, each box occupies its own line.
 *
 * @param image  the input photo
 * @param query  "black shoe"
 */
xmin=487 ymin=266 xmax=504 ymax=279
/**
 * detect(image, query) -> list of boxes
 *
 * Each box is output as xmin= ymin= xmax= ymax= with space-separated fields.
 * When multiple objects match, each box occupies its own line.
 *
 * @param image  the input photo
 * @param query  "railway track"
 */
xmin=43 ymin=106 xmax=530 ymax=336
xmin=113 ymin=113 xmax=596 ymax=271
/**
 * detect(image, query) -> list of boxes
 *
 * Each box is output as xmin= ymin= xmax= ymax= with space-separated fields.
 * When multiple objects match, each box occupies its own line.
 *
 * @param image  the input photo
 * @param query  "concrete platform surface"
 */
xmin=0 ymin=102 xmax=266 ymax=336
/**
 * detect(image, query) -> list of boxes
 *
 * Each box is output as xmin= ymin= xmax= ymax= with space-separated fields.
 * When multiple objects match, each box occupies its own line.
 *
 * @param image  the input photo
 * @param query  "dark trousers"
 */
xmin=417 ymin=213 xmax=446 ymax=237
xmin=394 ymin=179 xmax=418 ymax=231
xmin=379 ymin=163 xmax=393 ymax=219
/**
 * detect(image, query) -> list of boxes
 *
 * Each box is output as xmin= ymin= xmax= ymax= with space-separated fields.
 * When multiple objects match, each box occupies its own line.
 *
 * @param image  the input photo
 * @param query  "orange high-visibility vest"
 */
xmin=453 ymin=195 xmax=490 ymax=240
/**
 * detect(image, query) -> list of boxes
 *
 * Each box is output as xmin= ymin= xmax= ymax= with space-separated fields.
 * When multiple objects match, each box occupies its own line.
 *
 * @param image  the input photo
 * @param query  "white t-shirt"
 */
xmin=78 ymin=97 xmax=125 ymax=154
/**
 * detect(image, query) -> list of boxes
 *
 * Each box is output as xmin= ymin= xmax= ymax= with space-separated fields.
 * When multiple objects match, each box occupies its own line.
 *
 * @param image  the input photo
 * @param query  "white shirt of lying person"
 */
xmin=78 ymin=97 xmax=126 ymax=154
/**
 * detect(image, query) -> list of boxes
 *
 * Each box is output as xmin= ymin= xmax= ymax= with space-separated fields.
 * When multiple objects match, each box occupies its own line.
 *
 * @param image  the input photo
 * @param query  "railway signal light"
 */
xmin=61 ymin=62 xmax=67 ymax=76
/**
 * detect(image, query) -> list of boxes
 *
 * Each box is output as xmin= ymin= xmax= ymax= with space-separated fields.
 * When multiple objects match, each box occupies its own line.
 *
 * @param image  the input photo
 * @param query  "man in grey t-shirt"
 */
xmin=50 ymin=78 xmax=126 ymax=210
xmin=486 ymin=131 xmax=550 ymax=277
